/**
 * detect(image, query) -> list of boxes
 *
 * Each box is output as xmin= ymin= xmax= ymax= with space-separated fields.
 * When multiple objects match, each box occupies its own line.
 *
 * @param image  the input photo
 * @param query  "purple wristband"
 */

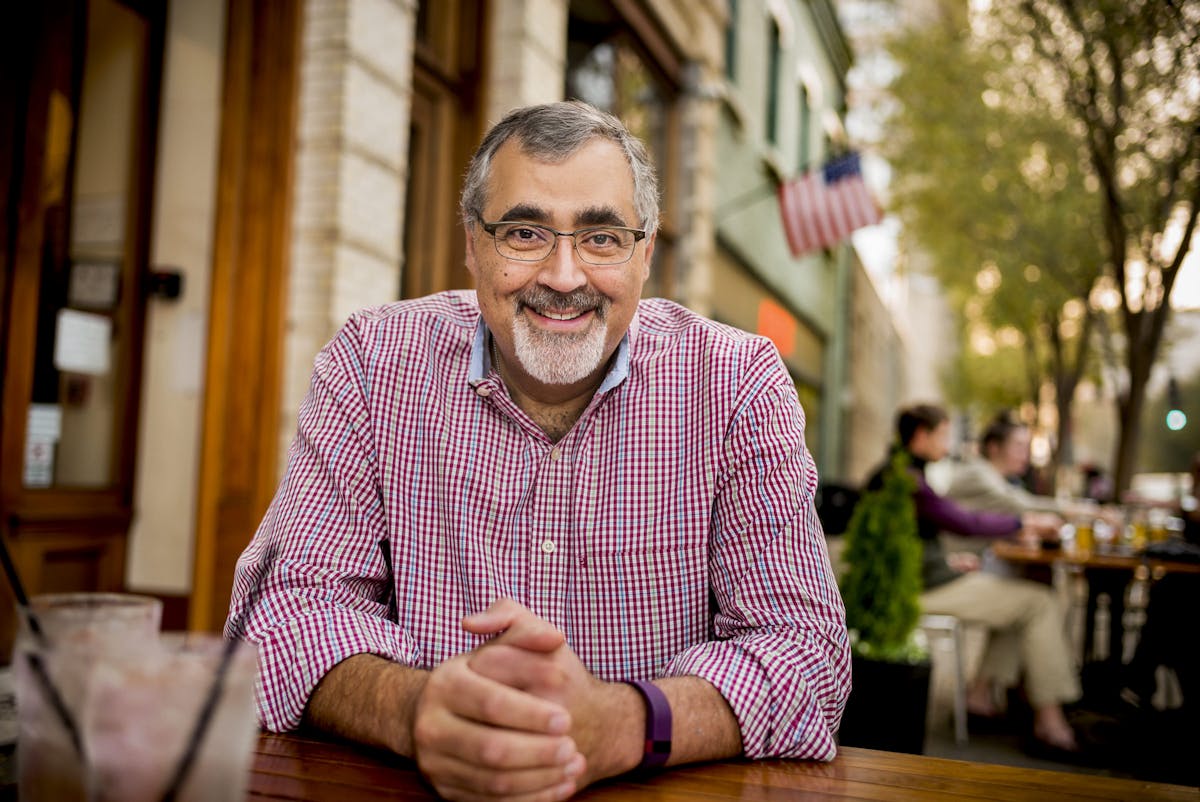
xmin=625 ymin=680 xmax=671 ymax=770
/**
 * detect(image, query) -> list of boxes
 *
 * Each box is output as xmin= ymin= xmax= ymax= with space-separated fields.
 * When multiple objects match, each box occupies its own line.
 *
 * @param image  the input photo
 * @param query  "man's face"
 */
xmin=465 ymin=137 xmax=654 ymax=393
xmin=911 ymin=420 xmax=951 ymax=463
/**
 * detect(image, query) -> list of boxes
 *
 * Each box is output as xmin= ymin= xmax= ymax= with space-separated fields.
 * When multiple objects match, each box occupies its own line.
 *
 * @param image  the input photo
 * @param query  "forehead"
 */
xmin=1006 ymin=427 xmax=1030 ymax=444
xmin=484 ymin=137 xmax=638 ymax=222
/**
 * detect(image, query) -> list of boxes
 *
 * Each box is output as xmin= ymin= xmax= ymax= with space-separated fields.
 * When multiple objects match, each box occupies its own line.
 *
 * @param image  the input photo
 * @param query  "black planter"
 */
xmin=837 ymin=655 xmax=932 ymax=754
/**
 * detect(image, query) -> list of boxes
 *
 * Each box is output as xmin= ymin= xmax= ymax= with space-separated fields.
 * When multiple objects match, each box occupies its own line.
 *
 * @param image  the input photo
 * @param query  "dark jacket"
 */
xmin=868 ymin=451 xmax=1021 ymax=589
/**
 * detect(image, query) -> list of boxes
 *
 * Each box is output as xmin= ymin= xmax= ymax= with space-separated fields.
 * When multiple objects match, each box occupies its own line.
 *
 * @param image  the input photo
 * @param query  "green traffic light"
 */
xmin=1166 ymin=409 xmax=1187 ymax=431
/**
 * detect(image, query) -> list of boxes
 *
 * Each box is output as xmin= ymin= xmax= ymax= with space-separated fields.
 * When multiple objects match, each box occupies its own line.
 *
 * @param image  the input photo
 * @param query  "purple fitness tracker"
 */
xmin=625 ymin=679 xmax=672 ymax=770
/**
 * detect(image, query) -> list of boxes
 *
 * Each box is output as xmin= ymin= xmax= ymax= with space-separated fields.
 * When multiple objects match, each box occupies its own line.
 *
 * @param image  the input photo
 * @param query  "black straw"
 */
xmin=157 ymin=638 xmax=239 ymax=801
xmin=0 ymin=533 xmax=42 ymax=642
xmin=0 ymin=533 xmax=86 ymax=758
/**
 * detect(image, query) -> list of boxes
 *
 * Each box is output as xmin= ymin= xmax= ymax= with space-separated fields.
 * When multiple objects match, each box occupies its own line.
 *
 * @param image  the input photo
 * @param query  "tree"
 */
xmin=882 ymin=6 xmax=1104 ymax=476
xmin=840 ymin=449 xmax=924 ymax=663
xmin=884 ymin=1 xmax=1200 ymax=493
xmin=985 ymin=1 xmax=1200 ymax=493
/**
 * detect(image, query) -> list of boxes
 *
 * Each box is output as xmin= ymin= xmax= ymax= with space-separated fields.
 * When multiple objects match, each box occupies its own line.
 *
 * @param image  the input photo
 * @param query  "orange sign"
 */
xmin=756 ymin=298 xmax=798 ymax=358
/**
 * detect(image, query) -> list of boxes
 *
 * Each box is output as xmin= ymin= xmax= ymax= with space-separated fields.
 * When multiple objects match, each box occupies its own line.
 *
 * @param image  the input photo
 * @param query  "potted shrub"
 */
xmin=836 ymin=447 xmax=932 ymax=754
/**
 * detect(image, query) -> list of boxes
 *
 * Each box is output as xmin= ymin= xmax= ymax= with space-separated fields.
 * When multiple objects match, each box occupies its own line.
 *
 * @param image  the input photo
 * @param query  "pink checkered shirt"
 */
xmin=228 ymin=291 xmax=850 ymax=759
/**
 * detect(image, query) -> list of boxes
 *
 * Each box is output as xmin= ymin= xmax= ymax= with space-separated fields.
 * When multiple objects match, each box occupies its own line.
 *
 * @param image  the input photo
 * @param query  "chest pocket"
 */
xmin=568 ymin=544 xmax=708 ymax=681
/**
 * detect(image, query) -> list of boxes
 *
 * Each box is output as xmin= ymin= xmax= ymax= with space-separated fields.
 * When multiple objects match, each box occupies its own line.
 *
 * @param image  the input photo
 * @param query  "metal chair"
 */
xmin=919 ymin=613 xmax=969 ymax=745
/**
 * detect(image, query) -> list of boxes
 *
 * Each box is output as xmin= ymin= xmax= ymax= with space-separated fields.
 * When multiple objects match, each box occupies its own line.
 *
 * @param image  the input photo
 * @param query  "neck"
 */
xmin=491 ymin=336 xmax=607 ymax=441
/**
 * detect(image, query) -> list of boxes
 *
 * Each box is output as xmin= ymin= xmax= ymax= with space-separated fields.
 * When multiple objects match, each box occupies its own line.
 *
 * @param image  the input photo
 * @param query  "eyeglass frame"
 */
xmin=475 ymin=216 xmax=648 ymax=266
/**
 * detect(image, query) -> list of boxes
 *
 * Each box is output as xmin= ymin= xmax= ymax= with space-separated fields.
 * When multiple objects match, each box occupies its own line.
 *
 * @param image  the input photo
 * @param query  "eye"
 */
xmin=500 ymin=225 xmax=550 ymax=249
xmin=579 ymin=229 xmax=623 ymax=249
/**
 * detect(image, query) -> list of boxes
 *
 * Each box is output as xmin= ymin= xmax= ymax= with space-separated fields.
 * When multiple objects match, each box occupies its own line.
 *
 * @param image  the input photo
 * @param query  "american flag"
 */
xmin=778 ymin=152 xmax=882 ymax=257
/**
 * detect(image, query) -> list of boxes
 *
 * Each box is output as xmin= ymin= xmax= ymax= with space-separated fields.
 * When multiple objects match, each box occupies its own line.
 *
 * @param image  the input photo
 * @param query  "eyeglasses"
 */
xmin=478 ymin=218 xmax=647 ymax=266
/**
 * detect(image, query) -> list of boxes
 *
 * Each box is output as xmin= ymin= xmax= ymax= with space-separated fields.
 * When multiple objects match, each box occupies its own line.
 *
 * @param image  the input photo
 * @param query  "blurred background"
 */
xmin=1 ymin=0 xmax=1197 ymax=767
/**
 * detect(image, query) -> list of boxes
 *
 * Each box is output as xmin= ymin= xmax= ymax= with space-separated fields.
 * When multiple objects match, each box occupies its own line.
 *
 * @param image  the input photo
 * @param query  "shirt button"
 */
xmin=540 ymin=539 xmax=556 ymax=554
xmin=474 ymin=385 xmax=492 ymax=397
xmin=550 ymin=446 xmax=562 ymax=462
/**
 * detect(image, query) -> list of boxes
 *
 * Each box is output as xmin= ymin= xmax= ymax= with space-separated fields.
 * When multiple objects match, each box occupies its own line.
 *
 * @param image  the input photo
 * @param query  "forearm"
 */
xmin=303 ymin=653 xmax=428 ymax=756
xmin=659 ymin=676 xmax=743 ymax=766
xmin=581 ymin=675 xmax=741 ymax=785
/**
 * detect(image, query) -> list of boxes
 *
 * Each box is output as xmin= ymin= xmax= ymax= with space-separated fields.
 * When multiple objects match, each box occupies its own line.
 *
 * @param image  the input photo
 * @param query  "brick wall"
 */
xmin=282 ymin=0 xmax=417 ymax=466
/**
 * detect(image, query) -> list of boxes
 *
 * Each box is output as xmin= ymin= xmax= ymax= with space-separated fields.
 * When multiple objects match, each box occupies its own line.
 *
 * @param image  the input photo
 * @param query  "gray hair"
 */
xmin=459 ymin=100 xmax=659 ymax=234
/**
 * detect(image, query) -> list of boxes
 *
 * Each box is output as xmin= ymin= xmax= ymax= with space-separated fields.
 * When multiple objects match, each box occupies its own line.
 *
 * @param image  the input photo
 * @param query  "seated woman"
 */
xmin=945 ymin=411 xmax=1078 ymax=520
xmin=870 ymin=404 xmax=1082 ymax=755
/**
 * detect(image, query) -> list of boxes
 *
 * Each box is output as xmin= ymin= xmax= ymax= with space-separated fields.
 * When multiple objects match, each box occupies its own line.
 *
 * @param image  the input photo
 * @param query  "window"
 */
xmin=798 ymin=84 xmax=810 ymax=170
xmin=766 ymin=18 xmax=780 ymax=147
xmin=724 ymin=0 xmax=738 ymax=81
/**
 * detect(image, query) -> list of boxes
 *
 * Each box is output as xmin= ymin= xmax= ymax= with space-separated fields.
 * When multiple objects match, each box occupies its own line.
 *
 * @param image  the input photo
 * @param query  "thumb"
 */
xmin=462 ymin=598 xmax=565 ymax=652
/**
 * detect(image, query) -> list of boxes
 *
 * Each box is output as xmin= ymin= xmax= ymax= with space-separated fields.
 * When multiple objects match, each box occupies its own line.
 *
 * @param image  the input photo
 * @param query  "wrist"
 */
xmin=584 ymin=682 xmax=645 ymax=782
xmin=623 ymin=679 xmax=672 ymax=771
xmin=393 ymin=667 xmax=430 ymax=757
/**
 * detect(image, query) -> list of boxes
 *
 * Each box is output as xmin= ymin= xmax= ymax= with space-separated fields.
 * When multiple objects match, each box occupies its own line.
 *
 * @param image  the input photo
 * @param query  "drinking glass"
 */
xmin=14 ymin=593 xmax=163 ymax=802
xmin=82 ymin=633 xmax=260 ymax=802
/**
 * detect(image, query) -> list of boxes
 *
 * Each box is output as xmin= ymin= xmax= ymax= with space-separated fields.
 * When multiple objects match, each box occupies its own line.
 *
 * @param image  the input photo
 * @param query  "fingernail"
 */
xmin=554 ymin=780 xmax=576 ymax=800
xmin=564 ymin=754 xmax=585 ymax=778
xmin=555 ymin=739 xmax=575 ymax=763
xmin=548 ymin=712 xmax=570 ymax=733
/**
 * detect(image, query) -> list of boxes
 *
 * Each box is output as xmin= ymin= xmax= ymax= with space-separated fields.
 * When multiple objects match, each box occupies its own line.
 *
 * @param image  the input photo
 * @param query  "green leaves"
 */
xmin=839 ymin=449 xmax=925 ymax=663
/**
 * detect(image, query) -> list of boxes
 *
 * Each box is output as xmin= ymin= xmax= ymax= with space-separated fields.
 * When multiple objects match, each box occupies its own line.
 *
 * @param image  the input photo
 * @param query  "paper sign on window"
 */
xmin=53 ymin=308 xmax=112 ymax=376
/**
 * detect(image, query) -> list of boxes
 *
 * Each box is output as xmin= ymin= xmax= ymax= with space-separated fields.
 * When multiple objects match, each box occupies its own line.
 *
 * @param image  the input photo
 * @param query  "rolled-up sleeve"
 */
xmin=660 ymin=344 xmax=851 ymax=760
xmin=225 ymin=321 xmax=417 ymax=732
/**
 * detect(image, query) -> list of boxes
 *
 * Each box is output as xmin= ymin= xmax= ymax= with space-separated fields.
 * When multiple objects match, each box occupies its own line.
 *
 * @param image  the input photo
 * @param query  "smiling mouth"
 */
xmin=527 ymin=306 xmax=592 ymax=322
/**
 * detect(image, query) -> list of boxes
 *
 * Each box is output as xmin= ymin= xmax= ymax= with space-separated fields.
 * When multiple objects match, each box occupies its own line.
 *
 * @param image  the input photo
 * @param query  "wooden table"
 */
xmin=991 ymin=540 xmax=1200 ymax=666
xmin=249 ymin=732 xmax=1197 ymax=800
xmin=990 ymin=540 xmax=1200 ymax=577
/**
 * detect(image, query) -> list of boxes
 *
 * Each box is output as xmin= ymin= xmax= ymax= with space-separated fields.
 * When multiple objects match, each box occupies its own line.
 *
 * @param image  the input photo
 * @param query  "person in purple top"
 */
xmin=870 ymin=404 xmax=1082 ymax=756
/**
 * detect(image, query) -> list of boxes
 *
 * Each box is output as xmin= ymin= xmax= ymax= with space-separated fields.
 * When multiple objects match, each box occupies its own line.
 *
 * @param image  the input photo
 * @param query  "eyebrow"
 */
xmin=497 ymin=203 xmax=550 ymax=223
xmin=574 ymin=205 xmax=630 ymax=228
xmin=495 ymin=204 xmax=631 ymax=228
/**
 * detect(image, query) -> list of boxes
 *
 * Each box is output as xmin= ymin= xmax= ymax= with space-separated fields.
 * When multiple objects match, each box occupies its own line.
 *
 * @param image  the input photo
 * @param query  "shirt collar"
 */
xmin=468 ymin=316 xmax=632 ymax=393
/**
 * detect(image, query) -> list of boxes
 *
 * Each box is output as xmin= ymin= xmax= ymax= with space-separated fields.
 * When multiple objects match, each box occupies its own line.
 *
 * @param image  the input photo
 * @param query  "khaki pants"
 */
xmin=920 ymin=572 xmax=1081 ymax=709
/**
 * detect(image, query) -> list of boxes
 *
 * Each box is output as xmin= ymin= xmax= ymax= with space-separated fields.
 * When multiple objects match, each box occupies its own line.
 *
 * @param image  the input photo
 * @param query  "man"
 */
xmin=228 ymin=101 xmax=849 ymax=801
xmin=877 ymin=404 xmax=1081 ymax=756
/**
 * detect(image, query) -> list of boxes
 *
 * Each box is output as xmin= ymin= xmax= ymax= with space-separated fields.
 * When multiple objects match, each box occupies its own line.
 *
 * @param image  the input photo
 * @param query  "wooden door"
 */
xmin=0 ymin=0 xmax=165 ymax=657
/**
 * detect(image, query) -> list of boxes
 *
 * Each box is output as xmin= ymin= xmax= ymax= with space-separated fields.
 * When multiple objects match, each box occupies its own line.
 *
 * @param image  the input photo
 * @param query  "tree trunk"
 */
xmin=1113 ymin=312 xmax=1156 ymax=496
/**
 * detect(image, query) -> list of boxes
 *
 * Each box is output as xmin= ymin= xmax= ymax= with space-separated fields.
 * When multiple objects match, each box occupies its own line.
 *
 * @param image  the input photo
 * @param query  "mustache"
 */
xmin=517 ymin=287 xmax=608 ymax=316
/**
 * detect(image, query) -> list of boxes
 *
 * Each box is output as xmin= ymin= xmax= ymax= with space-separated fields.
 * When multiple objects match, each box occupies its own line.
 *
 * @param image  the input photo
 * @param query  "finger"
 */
xmin=468 ymin=644 xmax=568 ymax=696
xmin=423 ymin=751 xmax=585 ymax=800
xmin=418 ymin=711 xmax=578 ymax=772
xmin=463 ymin=598 xmax=532 ymax=631
xmin=429 ymin=658 xmax=570 ymax=735
xmin=463 ymin=599 xmax=564 ymax=652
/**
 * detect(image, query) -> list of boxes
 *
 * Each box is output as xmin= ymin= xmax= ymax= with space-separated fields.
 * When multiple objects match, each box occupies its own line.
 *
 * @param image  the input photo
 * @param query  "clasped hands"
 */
xmin=411 ymin=599 xmax=638 ymax=801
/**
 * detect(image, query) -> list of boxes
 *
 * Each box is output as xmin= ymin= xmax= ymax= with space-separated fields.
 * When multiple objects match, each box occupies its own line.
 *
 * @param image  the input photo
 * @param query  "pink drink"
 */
xmin=83 ymin=633 xmax=259 ymax=802
xmin=15 ymin=593 xmax=163 ymax=802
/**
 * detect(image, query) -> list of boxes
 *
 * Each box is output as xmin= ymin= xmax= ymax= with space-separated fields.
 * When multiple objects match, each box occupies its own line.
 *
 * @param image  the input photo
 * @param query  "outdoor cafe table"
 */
xmin=990 ymin=539 xmax=1200 ymax=665
xmin=249 ymin=732 xmax=1198 ymax=801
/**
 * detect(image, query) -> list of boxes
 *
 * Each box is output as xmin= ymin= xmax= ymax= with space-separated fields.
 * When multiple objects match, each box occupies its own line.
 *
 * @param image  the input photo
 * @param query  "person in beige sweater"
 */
xmin=946 ymin=413 xmax=1075 ymax=519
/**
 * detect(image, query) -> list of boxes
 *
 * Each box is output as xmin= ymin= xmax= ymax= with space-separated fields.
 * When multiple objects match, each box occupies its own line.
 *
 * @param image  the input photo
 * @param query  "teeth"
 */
xmin=539 ymin=308 xmax=585 ymax=321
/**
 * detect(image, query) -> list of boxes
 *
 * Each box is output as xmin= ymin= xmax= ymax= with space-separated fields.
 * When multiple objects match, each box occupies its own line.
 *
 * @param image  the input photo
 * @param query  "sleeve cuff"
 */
xmin=251 ymin=606 xmax=419 ymax=732
xmin=661 ymin=638 xmax=843 ymax=761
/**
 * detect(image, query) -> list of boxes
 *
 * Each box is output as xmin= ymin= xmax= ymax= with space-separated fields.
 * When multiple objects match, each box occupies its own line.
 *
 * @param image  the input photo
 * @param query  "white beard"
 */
xmin=512 ymin=315 xmax=608 ymax=385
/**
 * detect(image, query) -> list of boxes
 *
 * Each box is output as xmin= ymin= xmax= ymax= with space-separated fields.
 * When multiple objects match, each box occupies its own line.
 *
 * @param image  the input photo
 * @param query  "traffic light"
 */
xmin=1166 ymin=377 xmax=1187 ymax=431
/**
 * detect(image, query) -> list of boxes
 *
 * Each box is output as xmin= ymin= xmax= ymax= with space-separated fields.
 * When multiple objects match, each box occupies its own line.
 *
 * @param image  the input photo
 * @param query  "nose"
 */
xmin=539 ymin=233 xmax=588 ymax=292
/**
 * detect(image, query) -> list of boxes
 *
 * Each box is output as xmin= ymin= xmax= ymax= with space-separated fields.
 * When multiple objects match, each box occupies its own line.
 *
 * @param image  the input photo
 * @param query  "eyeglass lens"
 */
xmin=491 ymin=223 xmax=638 ymax=265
